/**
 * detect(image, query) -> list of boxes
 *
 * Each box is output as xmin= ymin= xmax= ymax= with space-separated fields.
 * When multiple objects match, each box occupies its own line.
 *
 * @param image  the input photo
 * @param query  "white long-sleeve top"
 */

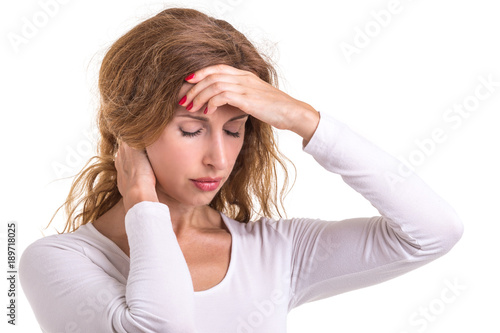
xmin=19 ymin=111 xmax=464 ymax=332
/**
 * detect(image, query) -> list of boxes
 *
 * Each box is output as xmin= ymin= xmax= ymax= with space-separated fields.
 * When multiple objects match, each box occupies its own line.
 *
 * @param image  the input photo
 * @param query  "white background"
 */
xmin=1 ymin=0 xmax=499 ymax=332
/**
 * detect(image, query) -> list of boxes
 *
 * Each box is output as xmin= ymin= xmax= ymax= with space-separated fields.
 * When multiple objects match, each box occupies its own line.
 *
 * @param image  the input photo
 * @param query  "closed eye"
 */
xmin=225 ymin=130 xmax=240 ymax=138
xmin=180 ymin=129 xmax=241 ymax=138
xmin=180 ymin=129 xmax=202 ymax=137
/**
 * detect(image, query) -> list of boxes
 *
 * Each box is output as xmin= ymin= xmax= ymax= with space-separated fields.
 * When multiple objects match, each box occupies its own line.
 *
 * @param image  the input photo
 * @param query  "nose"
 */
xmin=202 ymin=131 xmax=228 ymax=170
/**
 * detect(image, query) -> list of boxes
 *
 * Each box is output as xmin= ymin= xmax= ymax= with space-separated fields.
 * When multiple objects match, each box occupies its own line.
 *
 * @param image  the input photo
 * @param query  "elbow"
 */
xmin=445 ymin=212 xmax=464 ymax=251
xmin=451 ymin=212 xmax=464 ymax=243
xmin=430 ymin=209 xmax=465 ymax=256
xmin=409 ymin=208 xmax=464 ymax=260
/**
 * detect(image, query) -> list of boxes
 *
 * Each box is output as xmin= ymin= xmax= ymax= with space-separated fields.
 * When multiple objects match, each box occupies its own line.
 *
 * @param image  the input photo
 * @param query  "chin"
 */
xmin=184 ymin=196 xmax=213 ymax=207
xmin=162 ymin=190 xmax=217 ymax=208
xmin=157 ymin=179 xmax=223 ymax=207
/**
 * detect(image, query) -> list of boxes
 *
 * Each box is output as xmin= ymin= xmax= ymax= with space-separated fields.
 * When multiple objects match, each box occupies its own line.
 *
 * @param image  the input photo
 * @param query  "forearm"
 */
xmin=304 ymin=112 xmax=464 ymax=253
xmin=124 ymin=201 xmax=197 ymax=332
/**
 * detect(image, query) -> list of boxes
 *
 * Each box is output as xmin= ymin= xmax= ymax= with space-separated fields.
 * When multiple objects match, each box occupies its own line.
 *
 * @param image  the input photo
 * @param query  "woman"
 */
xmin=19 ymin=7 xmax=463 ymax=333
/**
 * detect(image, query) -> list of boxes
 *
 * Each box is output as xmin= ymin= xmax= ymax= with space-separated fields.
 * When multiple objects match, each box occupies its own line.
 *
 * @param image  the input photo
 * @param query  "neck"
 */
xmin=100 ymin=197 xmax=222 ymax=240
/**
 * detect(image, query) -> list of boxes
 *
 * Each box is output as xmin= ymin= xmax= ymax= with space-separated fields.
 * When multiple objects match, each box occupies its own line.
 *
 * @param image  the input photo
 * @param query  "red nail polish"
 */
xmin=185 ymin=73 xmax=195 ymax=81
xmin=203 ymin=107 xmax=208 ymax=114
xmin=178 ymin=95 xmax=187 ymax=105
xmin=186 ymin=102 xmax=193 ymax=111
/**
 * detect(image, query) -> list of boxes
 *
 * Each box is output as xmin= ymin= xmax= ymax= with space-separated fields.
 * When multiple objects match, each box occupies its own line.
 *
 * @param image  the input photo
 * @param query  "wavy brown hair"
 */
xmin=48 ymin=7 xmax=296 ymax=233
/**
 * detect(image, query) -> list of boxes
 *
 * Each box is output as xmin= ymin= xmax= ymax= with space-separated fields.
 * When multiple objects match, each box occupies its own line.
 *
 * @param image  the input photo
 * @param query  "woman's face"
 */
xmin=145 ymin=83 xmax=249 ymax=207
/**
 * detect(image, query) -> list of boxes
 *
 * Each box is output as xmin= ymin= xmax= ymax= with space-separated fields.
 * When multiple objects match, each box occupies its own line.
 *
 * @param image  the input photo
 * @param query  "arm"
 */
xmin=281 ymin=111 xmax=464 ymax=309
xmin=19 ymin=201 xmax=197 ymax=332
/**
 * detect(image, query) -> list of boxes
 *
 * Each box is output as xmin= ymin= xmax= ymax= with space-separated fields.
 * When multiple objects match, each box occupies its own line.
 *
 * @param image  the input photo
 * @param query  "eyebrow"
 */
xmin=175 ymin=114 xmax=249 ymax=122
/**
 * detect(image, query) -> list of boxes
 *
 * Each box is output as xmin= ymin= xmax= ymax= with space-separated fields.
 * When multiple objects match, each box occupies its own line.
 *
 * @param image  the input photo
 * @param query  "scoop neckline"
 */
xmin=86 ymin=211 xmax=236 ymax=294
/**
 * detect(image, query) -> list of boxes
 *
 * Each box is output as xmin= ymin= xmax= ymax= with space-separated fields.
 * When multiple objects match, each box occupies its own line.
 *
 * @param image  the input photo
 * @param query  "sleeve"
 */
xmin=285 ymin=111 xmax=464 ymax=310
xmin=19 ymin=201 xmax=197 ymax=333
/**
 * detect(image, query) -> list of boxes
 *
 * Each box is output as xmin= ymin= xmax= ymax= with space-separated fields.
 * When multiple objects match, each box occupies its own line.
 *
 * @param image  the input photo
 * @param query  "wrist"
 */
xmin=288 ymin=102 xmax=320 ymax=146
xmin=123 ymin=186 xmax=159 ymax=212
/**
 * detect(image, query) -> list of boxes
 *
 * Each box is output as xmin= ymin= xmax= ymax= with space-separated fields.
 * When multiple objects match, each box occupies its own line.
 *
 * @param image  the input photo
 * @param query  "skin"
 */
xmin=144 ymin=82 xmax=249 ymax=236
xmin=93 ymin=64 xmax=320 ymax=258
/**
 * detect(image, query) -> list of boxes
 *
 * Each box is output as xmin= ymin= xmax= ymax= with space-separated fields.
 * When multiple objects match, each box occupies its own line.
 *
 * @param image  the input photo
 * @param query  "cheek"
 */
xmin=230 ymin=142 xmax=244 ymax=165
xmin=146 ymin=139 xmax=194 ymax=182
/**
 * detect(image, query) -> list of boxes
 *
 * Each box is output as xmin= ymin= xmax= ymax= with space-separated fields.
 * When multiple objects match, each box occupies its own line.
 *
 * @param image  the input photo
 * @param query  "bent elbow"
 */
xmin=408 ymin=208 xmax=464 ymax=261
xmin=443 ymin=212 xmax=464 ymax=252
xmin=429 ymin=209 xmax=465 ymax=257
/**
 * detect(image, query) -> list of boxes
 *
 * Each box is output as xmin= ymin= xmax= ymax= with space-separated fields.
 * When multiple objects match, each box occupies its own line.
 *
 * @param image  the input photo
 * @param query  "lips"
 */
xmin=190 ymin=177 xmax=222 ymax=192
xmin=192 ymin=177 xmax=223 ymax=182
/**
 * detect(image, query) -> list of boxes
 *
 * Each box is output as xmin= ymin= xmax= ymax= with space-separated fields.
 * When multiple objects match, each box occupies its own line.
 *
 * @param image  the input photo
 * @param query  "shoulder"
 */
xmin=19 ymin=224 xmax=105 ymax=273
xmin=19 ymin=229 xmax=85 ymax=293
xmin=22 ymin=228 xmax=83 ymax=251
xmin=19 ymin=223 xmax=124 ymax=291
xmin=20 ymin=229 xmax=80 ymax=265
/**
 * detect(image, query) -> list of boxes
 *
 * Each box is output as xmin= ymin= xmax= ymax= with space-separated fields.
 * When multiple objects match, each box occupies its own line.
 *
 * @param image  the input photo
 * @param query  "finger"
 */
xmin=184 ymin=64 xmax=249 ymax=84
xmin=186 ymin=80 xmax=247 ymax=113
xmin=180 ymin=73 xmax=240 ymax=110
xmin=204 ymin=90 xmax=252 ymax=116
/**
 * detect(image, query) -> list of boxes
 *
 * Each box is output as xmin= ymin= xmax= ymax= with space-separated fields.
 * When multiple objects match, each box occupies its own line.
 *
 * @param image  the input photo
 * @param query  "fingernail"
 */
xmin=203 ymin=107 xmax=208 ymax=114
xmin=186 ymin=102 xmax=193 ymax=111
xmin=185 ymin=73 xmax=195 ymax=81
xmin=178 ymin=95 xmax=187 ymax=105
